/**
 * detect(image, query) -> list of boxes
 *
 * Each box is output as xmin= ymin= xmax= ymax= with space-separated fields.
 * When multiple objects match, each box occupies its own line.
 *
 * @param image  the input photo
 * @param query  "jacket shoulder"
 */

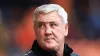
xmin=23 ymin=50 xmax=37 ymax=56
xmin=71 ymin=52 xmax=79 ymax=56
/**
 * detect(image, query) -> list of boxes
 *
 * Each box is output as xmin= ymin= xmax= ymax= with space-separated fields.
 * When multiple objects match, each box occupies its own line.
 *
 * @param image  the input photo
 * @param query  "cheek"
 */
xmin=36 ymin=29 xmax=45 ymax=42
xmin=53 ymin=27 xmax=65 ymax=39
xmin=37 ymin=29 xmax=45 ymax=38
xmin=57 ymin=27 xmax=65 ymax=35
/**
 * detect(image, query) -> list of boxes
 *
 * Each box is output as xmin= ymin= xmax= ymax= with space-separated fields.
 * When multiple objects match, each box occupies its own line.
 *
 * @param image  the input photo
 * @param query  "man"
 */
xmin=23 ymin=4 xmax=79 ymax=56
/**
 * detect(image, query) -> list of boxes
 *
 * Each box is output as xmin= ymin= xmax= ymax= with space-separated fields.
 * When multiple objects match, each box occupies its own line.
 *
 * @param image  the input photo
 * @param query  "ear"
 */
xmin=64 ymin=24 xmax=68 ymax=36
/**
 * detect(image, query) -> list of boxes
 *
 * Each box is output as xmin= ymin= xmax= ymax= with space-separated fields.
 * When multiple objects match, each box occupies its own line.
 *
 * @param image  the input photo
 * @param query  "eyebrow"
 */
xmin=37 ymin=21 xmax=57 ymax=24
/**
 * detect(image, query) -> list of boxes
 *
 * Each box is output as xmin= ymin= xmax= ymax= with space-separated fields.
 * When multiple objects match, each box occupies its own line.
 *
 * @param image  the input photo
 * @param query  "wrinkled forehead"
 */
xmin=36 ymin=11 xmax=63 ymax=23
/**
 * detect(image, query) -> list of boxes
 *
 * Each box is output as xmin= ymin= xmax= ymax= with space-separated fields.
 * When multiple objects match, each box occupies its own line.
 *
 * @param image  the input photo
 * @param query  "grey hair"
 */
xmin=33 ymin=4 xmax=68 ymax=24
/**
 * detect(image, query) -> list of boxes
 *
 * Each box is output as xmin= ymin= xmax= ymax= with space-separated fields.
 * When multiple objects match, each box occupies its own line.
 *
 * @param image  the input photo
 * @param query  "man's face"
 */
xmin=34 ymin=11 xmax=68 ymax=51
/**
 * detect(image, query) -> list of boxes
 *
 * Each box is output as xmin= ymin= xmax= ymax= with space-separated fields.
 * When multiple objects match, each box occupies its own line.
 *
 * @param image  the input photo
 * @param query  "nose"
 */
xmin=45 ymin=26 xmax=52 ymax=36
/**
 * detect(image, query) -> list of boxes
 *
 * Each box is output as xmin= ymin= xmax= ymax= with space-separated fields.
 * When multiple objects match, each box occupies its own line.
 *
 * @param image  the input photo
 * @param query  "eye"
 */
xmin=38 ymin=24 xmax=44 ymax=28
xmin=50 ymin=23 xmax=58 ymax=27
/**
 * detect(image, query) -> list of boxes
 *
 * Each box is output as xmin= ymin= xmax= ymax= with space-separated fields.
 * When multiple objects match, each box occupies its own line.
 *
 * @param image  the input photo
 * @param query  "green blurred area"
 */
xmin=0 ymin=24 xmax=9 ymax=56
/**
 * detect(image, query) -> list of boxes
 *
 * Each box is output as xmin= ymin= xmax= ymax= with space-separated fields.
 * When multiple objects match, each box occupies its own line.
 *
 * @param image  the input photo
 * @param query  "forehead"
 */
xmin=36 ymin=11 xmax=62 ymax=22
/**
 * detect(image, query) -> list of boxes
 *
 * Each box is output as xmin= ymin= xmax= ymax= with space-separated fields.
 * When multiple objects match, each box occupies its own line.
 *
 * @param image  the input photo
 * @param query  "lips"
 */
xmin=45 ymin=38 xmax=54 ymax=41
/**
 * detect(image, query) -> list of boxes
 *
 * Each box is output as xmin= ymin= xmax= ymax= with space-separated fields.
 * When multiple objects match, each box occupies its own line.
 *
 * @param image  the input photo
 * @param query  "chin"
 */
xmin=43 ymin=42 xmax=58 ymax=51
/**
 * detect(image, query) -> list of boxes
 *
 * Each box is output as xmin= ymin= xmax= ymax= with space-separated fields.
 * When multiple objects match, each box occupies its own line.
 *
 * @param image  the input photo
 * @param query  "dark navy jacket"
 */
xmin=23 ymin=40 xmax=79 ymax=56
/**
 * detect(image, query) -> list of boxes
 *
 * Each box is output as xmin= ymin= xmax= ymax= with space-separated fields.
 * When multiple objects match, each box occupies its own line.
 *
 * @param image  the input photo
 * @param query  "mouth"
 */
xmin=44 ymin=38 xmax=58 ymax=44
xmin=44 ymin=38 xmax=55 ymax=41
xmin=45 ymin=38 xmax=54 ymax=40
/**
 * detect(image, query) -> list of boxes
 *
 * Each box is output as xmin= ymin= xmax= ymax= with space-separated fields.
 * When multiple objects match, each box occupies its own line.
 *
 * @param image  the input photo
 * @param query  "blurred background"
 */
xmin=0 ymin=0 xmax=100 ymax=56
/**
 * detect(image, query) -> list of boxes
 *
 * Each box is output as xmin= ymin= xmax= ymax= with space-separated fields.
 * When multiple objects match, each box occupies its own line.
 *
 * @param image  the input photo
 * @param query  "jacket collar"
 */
xmin=31 ymin=40 xmax=73 ymax=56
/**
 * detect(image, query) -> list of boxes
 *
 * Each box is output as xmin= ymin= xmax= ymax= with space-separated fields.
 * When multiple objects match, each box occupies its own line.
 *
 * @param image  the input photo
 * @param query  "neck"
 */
xmin=56 ymin=51 xmax=63 ymax=56
xmin=56 ymin=43 xmax=64 ymax=56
